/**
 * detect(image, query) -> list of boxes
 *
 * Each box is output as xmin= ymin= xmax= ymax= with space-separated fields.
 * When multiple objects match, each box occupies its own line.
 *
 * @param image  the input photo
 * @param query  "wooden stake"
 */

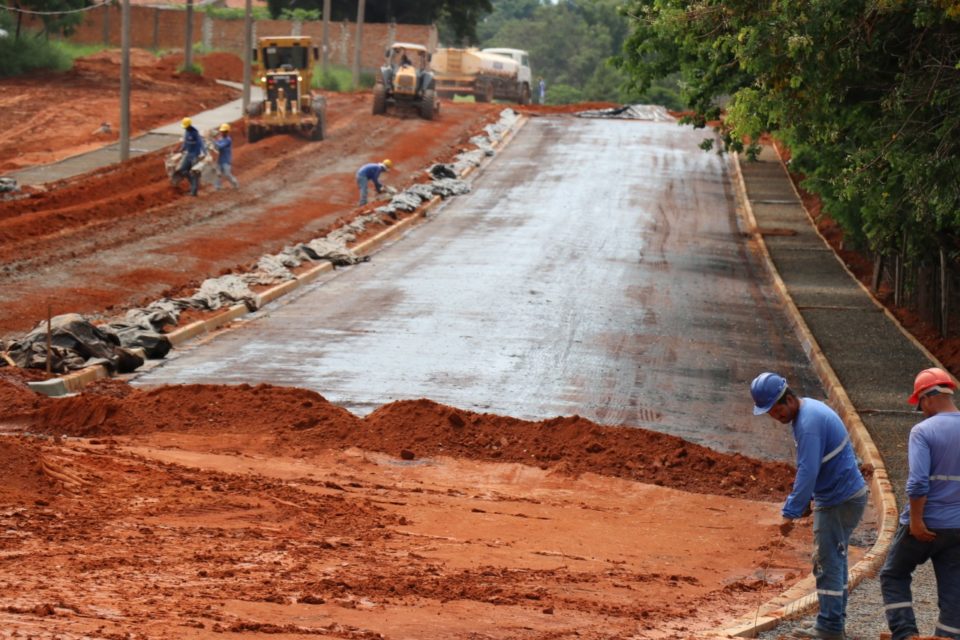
xmin=46 ymin=304 xmax=52 ymax=374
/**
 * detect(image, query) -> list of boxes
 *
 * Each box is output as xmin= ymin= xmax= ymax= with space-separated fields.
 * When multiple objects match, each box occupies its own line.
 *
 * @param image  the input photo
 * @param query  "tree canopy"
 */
xmin=617 ymin=1 xmax=960 ymax=261
xmin=265 ymin=0 xmax=492 ymax=43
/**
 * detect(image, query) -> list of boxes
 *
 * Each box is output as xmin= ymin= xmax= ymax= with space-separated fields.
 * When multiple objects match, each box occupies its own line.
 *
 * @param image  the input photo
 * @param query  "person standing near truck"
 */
xmin=538 ymin=76 xmax=546 ymax=104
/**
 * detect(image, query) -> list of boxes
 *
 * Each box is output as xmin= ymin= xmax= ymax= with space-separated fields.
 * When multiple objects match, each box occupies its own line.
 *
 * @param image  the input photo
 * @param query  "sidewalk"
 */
xmin=737 ymin=145 xmax=940 ymax=639
xmin=6 ymin=81 xmax=249 ymax=187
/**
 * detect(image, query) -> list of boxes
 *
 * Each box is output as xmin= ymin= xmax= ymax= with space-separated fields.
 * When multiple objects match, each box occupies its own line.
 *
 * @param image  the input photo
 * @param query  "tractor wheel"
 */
xmin=248 ymin=123 xmax=263 ymax=143
xmin=246 ymin=100 xmax=264 ymax=117
xmin=372 ymin=84 xmax=387 ymax=115
xmin=419 ymin=90 xmax=437 ymax=120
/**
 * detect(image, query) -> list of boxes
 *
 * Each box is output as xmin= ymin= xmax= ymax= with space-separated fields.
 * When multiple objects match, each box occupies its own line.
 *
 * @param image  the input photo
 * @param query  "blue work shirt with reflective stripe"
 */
xmin=902 ymin=411 xmax=960 ymax=528
xmin=213 ymin=136 xmax=232 ymax=165
xmin=182 ymin=125 xmax=204 ymax=156
xmin=356 ymin=163 xmax=386 ymax=190
xmin=783 ymin=398 xmax=866 ymax=519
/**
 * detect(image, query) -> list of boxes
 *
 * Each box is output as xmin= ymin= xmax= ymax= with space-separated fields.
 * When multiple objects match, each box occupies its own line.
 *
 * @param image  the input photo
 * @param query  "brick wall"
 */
xmin=26 ymin=6 xmax=436 ymax=72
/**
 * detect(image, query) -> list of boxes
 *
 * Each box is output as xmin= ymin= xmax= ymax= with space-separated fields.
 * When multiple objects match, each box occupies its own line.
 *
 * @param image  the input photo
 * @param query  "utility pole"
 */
xmin=120 ymin=0 xmax=130 ymax=161
xmin=242 ymin=0 xmax=252 ymax=115
xmin=352 ymin=0 xmax=364 ymax=89
xmin=322 ymin=0 xmax=331 ymax=75
xmin=185 ymin=0 xmax=194 ymax=71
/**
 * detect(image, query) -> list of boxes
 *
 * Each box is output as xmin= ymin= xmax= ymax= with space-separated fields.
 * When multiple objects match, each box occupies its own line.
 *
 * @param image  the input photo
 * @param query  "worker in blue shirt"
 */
xmin=751 ymin=372 xmax=867 ymax=640
xmin=213 ymin=123 xmax=239 ymax=190
xmin=175 ymin=117 xmax=205 ymax=196
xmin=356 ymin=159 xmax=392 ymax=206
xmin=881 ymin=367 xmax=960 ymax=640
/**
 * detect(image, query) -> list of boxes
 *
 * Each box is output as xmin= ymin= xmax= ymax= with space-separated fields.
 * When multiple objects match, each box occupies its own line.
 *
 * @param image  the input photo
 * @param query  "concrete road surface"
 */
xmin=132 ymin=116 xmax=819 ymax=461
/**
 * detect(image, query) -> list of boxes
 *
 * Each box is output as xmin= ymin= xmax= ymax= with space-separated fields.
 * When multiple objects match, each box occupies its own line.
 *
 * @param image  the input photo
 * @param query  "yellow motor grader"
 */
xmin=372 ymin=42 xmax=439 ymax=120
xmin=246 ymin=36 xmax=327 ymax=143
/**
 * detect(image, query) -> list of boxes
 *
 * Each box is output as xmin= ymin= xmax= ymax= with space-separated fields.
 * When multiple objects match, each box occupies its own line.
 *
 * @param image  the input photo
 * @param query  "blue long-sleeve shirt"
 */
xmin=783 ymin=398 xmax=866 ymax=519
xmin=902 ymin=411 xmax=960 ymax=528
xmin=213 ymin=136 xmax=233 ymax=165
xmin=181 ymin=125 xmax=205 ymax=156
xmin=356 ymin=163 xmax=386 ymax=190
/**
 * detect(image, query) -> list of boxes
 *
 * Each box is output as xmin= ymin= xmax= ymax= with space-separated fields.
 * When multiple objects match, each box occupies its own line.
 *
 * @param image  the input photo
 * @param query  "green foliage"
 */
xmin=280 ymin=7 xmax=321 ymax=22
xmin=179 ymin=62 xmax=203 ymax=76
xmin=200 ymin=5 xmax=271 ymax=20
xmin=13 ymin=0 xmax=87 ymax=39
xmin=475 ymin=0 xmax=660 ymax=105
xmin=617 ymin=1 xmax=960 ymax=260
xmin=0 ymin=28 xmax=74 ymax=76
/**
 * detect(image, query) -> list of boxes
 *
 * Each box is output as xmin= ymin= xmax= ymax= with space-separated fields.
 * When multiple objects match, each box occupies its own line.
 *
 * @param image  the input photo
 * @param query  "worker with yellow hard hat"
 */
xmin=213 ymin=123 xmax=239 ymax=191
xmin=174 ymin=116 xmax=205 ymax=196
xmin=355 ymin=159 xmax=392 ymax=206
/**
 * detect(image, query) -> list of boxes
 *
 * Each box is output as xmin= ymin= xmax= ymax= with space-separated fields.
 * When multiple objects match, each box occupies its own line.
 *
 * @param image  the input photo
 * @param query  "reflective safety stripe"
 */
xmin=884 ymin=602 xmax=913 ymax=611
xmin=930 ymin=475 xmax=960 ymax=482
xmin=938 ymin=621 xmax=960 ymax=634
xmin=817 ymin=589 xmax=845 ymax=597
xmin=822 ymin=435 xmax=850 ymax=464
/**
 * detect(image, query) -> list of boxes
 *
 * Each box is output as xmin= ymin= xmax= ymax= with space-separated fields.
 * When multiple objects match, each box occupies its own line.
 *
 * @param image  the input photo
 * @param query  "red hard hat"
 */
xmin=908 ymin=367 xmax=957 ymax=405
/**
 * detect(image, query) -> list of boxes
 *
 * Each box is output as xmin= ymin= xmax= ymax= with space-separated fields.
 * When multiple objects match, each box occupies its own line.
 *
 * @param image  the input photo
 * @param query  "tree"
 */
xmin=9 ymin=0 xmax=88 ymax=41
xmin=617 ymin=1 xmax=960 ymax=263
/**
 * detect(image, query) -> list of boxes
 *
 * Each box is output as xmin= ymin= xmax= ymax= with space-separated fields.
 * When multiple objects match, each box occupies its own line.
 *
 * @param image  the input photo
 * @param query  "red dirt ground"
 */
xmin=0 ymin=52 xmax=834 ymax=638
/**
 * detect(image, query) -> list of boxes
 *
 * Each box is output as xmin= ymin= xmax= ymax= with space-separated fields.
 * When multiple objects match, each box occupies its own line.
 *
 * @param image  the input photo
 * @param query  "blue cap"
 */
xmin=750 ymin=372 xmax=788 ymax=415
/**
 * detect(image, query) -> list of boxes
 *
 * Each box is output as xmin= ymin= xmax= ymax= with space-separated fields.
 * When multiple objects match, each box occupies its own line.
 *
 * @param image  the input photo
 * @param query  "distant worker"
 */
xmin=213 ymin=123 xmax=239 ymax=191
xmin=356 ymin=159 xmax=392 ymax=206
xmin=750 ymin=372 xmax=867 ymax=640
xmin=176 ymin=117 xmax=205 ymax=197
xmin=538 ymin=76 xmax=546 ymax=104
xmin=399 ymin=49 xmax=412 ymax=67
xmin=881 ymin=367 xmax=960 ymax=640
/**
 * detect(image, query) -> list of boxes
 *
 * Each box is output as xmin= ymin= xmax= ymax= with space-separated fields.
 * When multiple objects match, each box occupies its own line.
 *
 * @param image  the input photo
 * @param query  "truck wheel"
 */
xmin=420 ymin=90 xmax=436 ymax=120
xmin=372 ymin=84 xmax=387 ymax=115
xmin=476 ymin=82 xmax=493 ymax=103
xmin=519 ymin=83 xmax=530 ymax=105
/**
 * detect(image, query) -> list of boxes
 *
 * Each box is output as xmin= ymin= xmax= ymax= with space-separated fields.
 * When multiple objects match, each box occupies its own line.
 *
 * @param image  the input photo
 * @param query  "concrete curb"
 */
xmin=26 ymin=113 xmax=530 ymax=397
xmin=711 ymin=152 xmax=899 ymax=638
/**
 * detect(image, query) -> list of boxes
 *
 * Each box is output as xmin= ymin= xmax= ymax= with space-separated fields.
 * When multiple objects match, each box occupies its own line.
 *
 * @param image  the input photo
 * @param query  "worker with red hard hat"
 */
xmin=881 ymin=367 xmax=960 ymax=640
xmin=750 ymin=371 xmax=867 ymax=640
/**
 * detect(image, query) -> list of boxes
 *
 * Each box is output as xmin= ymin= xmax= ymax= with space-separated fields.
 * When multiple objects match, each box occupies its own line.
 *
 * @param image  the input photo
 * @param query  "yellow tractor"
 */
xmin=246 ymin=36 xmax=327 ymax=143
xmin=373 ymin=42 xmax=439 ymax=120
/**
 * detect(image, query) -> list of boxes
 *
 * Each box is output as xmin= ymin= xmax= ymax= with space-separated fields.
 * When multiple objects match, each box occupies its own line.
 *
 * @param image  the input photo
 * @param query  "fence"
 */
xmin=871 ymin=244 xmax=960 ymax=337
xmin=23 ymin=5 xmax=436 ymax=72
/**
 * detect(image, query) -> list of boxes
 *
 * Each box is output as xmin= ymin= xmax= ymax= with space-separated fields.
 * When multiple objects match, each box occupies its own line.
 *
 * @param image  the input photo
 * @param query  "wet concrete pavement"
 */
xmin=131 ymin=116 xmax=820 ymax=462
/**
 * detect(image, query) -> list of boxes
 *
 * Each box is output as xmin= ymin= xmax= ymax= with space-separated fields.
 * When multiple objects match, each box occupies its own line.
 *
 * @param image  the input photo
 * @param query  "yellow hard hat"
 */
xmin=219 ymin=123 xmax=231 ymax=132
xmin=181 ymin=117 xmax=192 ymax=128
xmin=382 ymin=159 xmax=393 ymax=169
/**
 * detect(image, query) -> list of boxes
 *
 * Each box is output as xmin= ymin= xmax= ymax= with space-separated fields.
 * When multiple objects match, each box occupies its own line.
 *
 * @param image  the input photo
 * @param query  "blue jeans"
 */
xmin=215 ymin=162 xmax=239 ymax=189
xmin=357 ymin=175 xmax=369 ymax=205
xmin=812 ymin=488 xmax=868 ymax=634
xmin=881 ymin=524 xmax=960 ymax=639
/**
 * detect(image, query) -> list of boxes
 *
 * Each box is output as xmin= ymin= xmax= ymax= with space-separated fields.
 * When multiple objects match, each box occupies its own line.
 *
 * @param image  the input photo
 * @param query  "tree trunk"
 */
xmin=941 ymin=247 xmax=949 ymax=337
xmin=872 ymin=253 xmax=884 ymax=293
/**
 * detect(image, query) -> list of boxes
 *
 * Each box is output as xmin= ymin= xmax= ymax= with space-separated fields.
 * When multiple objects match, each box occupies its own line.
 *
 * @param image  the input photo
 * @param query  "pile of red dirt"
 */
xmin=9 ymin=378 xmax=796 ymax=501
xmin=0 ymin=49 xmax=241 ymax=172
xmin=0 ymin=438 xmax=60 ymax=503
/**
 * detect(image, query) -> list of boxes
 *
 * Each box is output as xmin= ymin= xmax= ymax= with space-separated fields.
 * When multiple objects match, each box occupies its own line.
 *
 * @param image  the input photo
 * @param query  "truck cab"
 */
xmin=481 ymin=48 xmax=532 ymax=90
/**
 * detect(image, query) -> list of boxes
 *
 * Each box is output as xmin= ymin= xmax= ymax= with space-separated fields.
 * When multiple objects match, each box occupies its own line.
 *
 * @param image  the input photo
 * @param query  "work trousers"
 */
xmin=357 ymin=175 xmax=369 ymax=205
xmin=881 ymin=524 xmax=960 ymax=640
xmin=215 ymin=163 xmax=239 ymax=190
xmin=812 ymin=488 xmax=868 ymax=634
xmin=177 ymin=152 xmax=201 ymax=196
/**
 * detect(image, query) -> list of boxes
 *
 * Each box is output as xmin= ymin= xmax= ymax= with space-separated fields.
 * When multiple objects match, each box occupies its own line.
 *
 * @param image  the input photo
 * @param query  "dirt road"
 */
xmin=0 ymin=51 xmax=849 ymax=638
